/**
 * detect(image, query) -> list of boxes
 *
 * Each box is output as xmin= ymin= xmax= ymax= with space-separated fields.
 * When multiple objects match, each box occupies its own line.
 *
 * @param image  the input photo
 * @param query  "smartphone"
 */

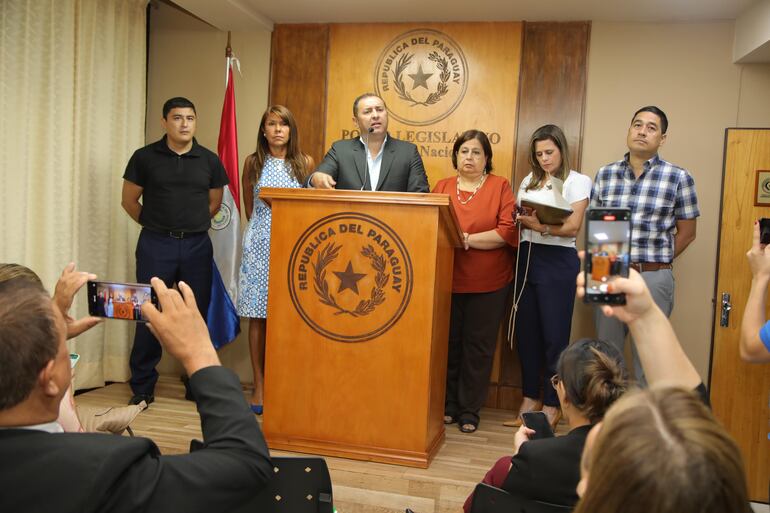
xmin=521 ymin=411 xmax=554 ymax=439
xmin=86 ymin=280 xmax=158 ymax=322
xmin=584 ymin=208 xmax=632 ymax=305
xmin=760 ymin=218 xmax=770 ymax=245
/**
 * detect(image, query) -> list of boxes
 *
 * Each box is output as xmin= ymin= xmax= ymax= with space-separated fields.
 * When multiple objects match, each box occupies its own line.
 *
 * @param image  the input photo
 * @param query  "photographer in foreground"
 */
xmin=573 ymin=261 xmax=751 ymax=513
xmin=0 ymin=276 xmax=272 ymax=513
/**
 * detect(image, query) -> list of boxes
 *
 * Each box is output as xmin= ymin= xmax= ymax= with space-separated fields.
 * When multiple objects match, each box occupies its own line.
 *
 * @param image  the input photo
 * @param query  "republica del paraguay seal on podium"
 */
xmin=288 ymin=212 xmax=414 ymax=342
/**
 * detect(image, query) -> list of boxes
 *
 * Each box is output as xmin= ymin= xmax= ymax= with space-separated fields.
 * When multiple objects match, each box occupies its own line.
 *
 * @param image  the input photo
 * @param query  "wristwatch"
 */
xmin=542 ymin=226 xmax=550 ymax=237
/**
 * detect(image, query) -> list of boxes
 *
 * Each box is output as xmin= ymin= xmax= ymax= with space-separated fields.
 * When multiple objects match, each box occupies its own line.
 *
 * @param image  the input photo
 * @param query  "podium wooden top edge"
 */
xmin=259 ymin=187 xmax=463 ymax=247
xmin=258 ymin=187 xmax=452 ymax=207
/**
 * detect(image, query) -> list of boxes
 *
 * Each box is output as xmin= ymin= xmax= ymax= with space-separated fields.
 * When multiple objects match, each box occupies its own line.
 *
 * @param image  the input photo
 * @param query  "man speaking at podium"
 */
xmin=308 ymin=93 xmax=430 ymax=192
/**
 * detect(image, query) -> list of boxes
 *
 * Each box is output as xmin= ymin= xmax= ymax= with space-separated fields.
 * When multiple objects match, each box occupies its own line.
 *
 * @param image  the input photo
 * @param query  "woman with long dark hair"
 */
xmin=237 ymin=105 xmax=313 ymax=414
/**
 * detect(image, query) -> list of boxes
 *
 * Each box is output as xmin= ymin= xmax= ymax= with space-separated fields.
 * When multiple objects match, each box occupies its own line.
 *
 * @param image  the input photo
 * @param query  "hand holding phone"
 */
xmin=760 ymin=218 xmax=770 ymax=245
xmin=582 ymin=265 xmax=659 ymax=326
xmin=143 ymin=278 xmax=219 ymax=375
xmin=521 ymin=411 xmax=555 ymax=440
xmin=747 ymin=220 xmax=770 ymax=281
xmin=583 ymin=208 xmax=632 ymax=305
xmin=54 ymin=263 xmax=101 ymax=339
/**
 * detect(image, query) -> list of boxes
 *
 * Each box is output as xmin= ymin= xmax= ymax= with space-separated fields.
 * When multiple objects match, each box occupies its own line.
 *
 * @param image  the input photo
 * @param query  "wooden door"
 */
xmin=710 ymin=128 xmax=770 ymax=502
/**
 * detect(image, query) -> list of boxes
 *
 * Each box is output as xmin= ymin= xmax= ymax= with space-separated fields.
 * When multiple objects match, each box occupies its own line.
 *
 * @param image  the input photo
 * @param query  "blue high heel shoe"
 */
xmin=250 ymin=404 xmax=263 ymax=415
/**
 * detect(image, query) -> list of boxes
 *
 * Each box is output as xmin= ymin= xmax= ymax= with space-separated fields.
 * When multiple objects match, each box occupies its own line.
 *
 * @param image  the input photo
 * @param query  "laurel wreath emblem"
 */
xmin=393 ymin=51 xmax=450 ymax=107
xmin=312 ymin=242 xmax=389 ymax=317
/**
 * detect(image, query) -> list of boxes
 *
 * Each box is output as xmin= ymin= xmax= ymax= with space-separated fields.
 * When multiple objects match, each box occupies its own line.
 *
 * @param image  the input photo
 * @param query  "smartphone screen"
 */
xmin=584 ymin=208 xmax=632 ymax=305
xmin=760 ymin=218 xmax=770 ymax=245
xmin=86 ymin=280 xmax=158 ymax=322
xmin=521 ymin=411 xmax=554 ymax=439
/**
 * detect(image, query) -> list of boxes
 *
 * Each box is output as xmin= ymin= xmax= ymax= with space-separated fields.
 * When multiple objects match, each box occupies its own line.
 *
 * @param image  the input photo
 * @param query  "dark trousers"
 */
xmin=130 ymin=229 xmax=213 ymax=395
xmin=514 ymin=242 xmax=579 ymax=407
xmin=445 ymin=283 xmax=511 ymax=423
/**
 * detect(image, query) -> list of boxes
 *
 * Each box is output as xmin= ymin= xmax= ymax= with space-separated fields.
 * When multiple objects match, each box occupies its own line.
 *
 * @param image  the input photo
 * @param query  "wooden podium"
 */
xmin=259 ymin=188 xmax=462 ymax=468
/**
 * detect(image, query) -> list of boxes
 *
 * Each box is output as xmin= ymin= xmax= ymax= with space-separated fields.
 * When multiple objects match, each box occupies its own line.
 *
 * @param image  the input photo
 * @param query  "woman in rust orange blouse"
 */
xmin=433 ymin=130 xmax=517 ymax=433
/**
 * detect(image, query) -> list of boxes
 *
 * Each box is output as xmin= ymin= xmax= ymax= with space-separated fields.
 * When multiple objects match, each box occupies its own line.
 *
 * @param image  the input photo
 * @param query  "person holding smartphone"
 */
xmin=507 ymin=125 xmax=592 ymax=430
xmin=463 ymin=337 xmax=628 ymax=511
xmin=590 ymin=106 xmax=699 ymax=385
xmin=739 ymin=220 xmax=770 ymax=363
xmin=573 ymin=264 xmax=741 ymax=513
xmin=0 ymin=276 xmax=273 ymax=513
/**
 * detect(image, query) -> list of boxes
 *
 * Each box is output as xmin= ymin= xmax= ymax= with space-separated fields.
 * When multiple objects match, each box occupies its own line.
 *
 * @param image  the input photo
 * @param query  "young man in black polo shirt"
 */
xmin=121 ymin=97 xmax=228 ymax=405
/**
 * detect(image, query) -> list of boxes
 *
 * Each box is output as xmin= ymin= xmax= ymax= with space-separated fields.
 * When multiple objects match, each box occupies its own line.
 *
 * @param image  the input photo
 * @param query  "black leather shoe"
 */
xmin=128 ymin=393 xmax=154 ymax=406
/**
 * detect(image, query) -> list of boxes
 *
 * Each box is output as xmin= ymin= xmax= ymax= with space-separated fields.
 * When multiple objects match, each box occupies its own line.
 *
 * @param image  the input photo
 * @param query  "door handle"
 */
xmin=720 ymin=292 xmax=732 ymax=327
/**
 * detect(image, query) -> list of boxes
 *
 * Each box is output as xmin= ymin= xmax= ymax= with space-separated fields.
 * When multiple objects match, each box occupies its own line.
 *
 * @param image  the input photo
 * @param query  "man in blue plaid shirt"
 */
xmin=590 ymin=106 xmax=700 ymax=385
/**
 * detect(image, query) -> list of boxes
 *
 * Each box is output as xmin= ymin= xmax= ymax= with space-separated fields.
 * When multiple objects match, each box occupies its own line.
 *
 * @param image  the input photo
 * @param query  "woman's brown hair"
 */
xmin=245 ymin=105 xmax=310 ymax=185
xmin=525 ymin=124 xmax=572 ymax=191
xmin=574 ymin=387 xmax=751 ymax=513
xmin=556 ymin=338 xmax=627 ymax=423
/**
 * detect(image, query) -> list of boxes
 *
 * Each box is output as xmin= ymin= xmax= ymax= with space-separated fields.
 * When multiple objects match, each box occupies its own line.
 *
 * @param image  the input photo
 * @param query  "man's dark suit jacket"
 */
xmin=0 ymin=366 xmax=272 ymax=513
xmin=312 ymin=136 xmax=430 ymax=192
xmin=502 ymin=424 xmax=592 ymax=507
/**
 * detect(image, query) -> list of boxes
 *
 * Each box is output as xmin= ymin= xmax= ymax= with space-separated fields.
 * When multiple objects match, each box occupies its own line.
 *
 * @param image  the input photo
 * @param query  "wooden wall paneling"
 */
xmin=512 ymin=21 xmax=590 ymax=187
xmin=486 ymin=21 xmax=591 ymax=410
xmin=269 ymin=24 xmax=329 ymax=166
xmin=323 ymin=22 xmax=522 ymax=188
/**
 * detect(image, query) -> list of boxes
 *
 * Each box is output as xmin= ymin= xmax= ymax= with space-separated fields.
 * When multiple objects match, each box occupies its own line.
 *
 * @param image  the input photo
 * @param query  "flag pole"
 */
xmin=208 ymin=29 xmax=242 ymax=349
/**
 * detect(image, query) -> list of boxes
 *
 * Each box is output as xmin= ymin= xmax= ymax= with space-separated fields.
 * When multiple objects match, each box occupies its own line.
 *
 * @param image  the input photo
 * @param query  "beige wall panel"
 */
xmin=324 ymin=22 xmax=522 ymax=187
xmin=737 ymin=64 xmax=770 ymax=126
xmin=145 ymin=2 xmax=271 ymax=159
xmin=145 ymin=2 xmax=272 ymax=381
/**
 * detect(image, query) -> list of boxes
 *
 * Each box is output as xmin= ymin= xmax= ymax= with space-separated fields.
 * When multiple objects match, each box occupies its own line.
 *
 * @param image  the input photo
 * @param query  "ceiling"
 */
xmin=171 ymin=0 xmax=769 ymax=62
xmin=174 ymin=0 xmax=756 ymax=31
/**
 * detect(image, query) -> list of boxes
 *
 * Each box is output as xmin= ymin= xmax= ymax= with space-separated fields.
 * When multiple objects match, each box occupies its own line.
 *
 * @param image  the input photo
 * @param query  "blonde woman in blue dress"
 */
xmin=238 ymin=105 xmax=313 ymax=414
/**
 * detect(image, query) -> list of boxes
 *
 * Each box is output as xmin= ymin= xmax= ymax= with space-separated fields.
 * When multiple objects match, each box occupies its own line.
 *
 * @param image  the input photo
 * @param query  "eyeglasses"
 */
xmin=550 ymin=374 xmax=560 ymax=389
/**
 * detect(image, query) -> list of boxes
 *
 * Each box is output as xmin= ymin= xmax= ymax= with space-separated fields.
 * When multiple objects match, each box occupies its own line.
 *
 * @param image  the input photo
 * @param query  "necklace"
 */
xmin=456 ymin=174 xmax=487 ymax=205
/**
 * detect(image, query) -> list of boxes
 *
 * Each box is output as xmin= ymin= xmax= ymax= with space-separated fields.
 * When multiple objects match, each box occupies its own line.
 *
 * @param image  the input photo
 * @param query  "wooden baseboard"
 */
xmin=265 ymin=428 xmax=445 ymax=469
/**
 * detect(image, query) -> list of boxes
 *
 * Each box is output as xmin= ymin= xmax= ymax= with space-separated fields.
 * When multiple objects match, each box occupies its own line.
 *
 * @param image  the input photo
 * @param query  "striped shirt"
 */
xmin=590 ymin=153 xmax=699 ymax=263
